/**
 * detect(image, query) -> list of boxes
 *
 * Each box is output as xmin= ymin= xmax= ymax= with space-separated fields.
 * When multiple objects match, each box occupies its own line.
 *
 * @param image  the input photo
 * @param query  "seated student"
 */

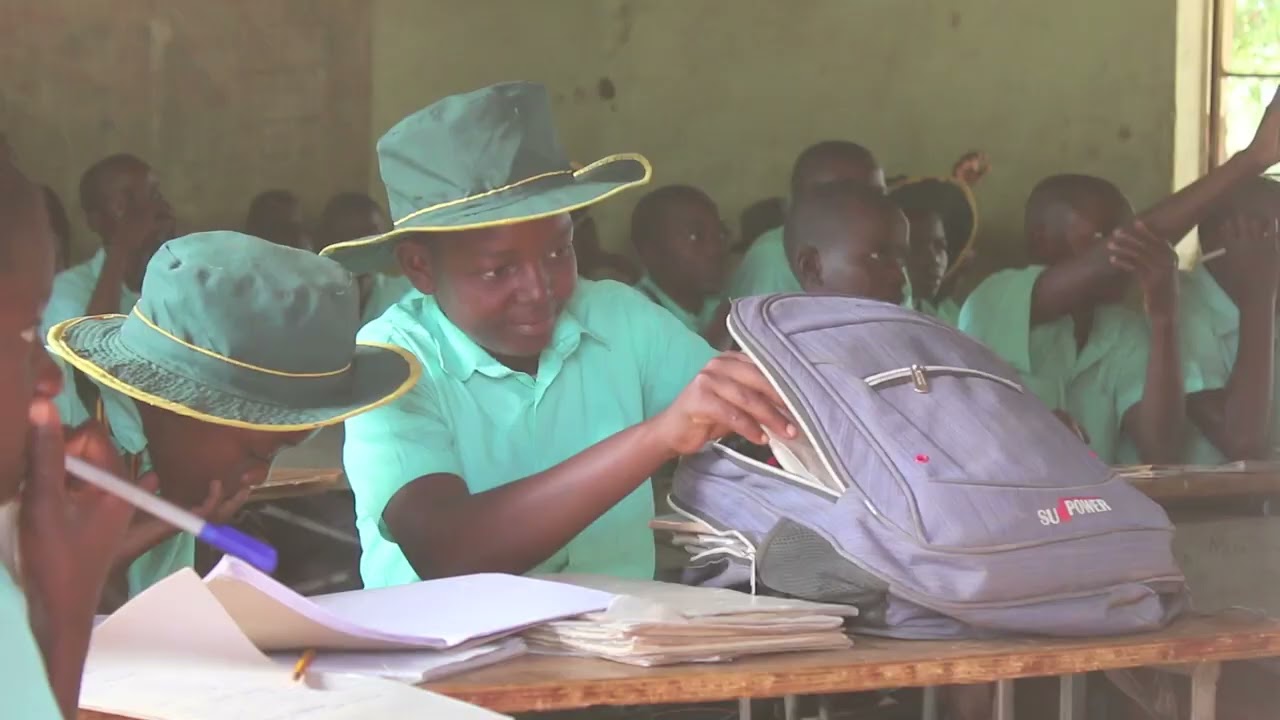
xmin=727 ymin=141 xmax=886 ymax=299
xmin=735 ymin=196 xmax=785 ymax=254
xmin=46 ymin=231 xmax=418 ymax=602
xmin=0 ymin=148 xmax=139 ymax=719
xmin=630 ymin=185 xmax=729 ymax=335
xmin=42 ymin=185 xmax=73 ymax=272
xmin=786 ymin=179 xmax=908 ymax=304
xmin=41 ymin=154 xmax=176 ymax=429
xmin=320 ymin=82 xmax=793 ymax=588
xmin=889 ymin=176 xmax=979 ymax=325
xmin=958 ymin=96 xmax=1280 ymax=464
xmin=571 ymin=208 xmax=641 ymax=284
xmin=317 ymin=191 xmax=415 ymax=325
xmin=245 ymin=189 xmax=313 ymax=251
xmin=1179 ymin=176 xmax=1280 ymax=463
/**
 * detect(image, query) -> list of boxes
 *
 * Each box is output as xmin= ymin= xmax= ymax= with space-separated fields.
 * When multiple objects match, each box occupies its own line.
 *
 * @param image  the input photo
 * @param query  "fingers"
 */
xmin=212 ymin=484 xmax=253 ymax=524
xmin=193 ymin=478 xmax=225 ymax=519
xmin=701 ymin=354 xmax=796 ymax=438
xmin=1107 ymin=225 xmax=1173 ymax=275
xmin=64 ymin=421 xmax=127 ymax=479
xmin=22 ymin=398 xmax=67 ymax=508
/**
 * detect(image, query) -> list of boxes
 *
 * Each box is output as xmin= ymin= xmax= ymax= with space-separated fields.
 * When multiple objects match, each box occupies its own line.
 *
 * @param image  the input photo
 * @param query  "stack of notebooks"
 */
xmin=522 ymin=574 xmax=857 ymax=666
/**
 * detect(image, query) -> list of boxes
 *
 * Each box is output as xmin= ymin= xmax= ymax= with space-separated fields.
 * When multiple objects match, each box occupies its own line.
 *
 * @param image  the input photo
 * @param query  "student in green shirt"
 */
xmin=1181 ymin=177 xmax=1280 ymax=463
xmin=630 ymin=185 xmax=729 ymax=335
xmin=48 ymin=231 xmax=418 ymax=602
xmin=726 ymin=141 xmax=886 ymax=300
xmin=889 ymin=176 xmax=980 ymax=325
xmin=959 ymin=92 xmax=1280 ymax=464
xmin=787 ymin=179 xmax=908 ymax=305
xmin=0 ymin=145 xmax=138 ymax=720
xmin=317 ymin=192 xmax=417 ymax=325
xmin=321 ymin=82 xmax=795 ymax=589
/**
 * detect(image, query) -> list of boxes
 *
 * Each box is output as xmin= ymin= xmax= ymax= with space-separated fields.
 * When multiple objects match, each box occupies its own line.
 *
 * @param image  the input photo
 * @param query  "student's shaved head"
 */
xmin=791 ymin=141 xmax=885 ymax=197
xmin=1024 ymin=173 xmax=1132 ymax=264
xmin=785 ymin=178 xmax=908 ymax=303
xmin=629 ymin=184 xmax=715 ymax=251
xmin=78 ymin=153 xmax=148 ymax=216
xmin=630 ymin=184 xmax=727 ymax=297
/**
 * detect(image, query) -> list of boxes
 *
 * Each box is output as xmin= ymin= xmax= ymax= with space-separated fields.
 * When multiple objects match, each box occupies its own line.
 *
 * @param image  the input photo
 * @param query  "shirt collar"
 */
xmin=422 ymin=294 xmax=603 ymax=382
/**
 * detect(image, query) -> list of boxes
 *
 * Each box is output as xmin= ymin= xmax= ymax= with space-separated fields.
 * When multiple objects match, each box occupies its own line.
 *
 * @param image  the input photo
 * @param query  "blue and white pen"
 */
xmin=64 ymin=455 xmax=278 ymax=574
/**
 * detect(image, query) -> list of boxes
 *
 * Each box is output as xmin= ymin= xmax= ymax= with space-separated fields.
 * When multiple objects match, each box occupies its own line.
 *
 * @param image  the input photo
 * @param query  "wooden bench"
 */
xmin=426 ymin=614 xmax=1280 ymax=720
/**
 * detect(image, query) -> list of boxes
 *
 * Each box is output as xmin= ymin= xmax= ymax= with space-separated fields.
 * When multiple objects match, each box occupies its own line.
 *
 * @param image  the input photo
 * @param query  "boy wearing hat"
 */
xmin=629 ymin=185 xmax=729 ymax=335
xmin=1 ymin=151 xmax=138 ymax=718
xmin=889 ymin=175 xmax=981 ymax=326
xmin=48 ymin=232 xmax=419 ymax=601
xmin=322 ymin=82 xmax=794 ymax=588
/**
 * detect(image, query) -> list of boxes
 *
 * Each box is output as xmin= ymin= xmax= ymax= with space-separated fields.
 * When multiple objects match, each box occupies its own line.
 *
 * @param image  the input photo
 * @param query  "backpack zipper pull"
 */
xmin=911 ymin=364 xmax=930 ymax=393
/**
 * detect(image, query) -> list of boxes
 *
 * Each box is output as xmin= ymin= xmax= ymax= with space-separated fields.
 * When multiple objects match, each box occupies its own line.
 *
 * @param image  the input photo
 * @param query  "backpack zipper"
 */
xmin=864 ymin=365 xmax=1024 ymax=394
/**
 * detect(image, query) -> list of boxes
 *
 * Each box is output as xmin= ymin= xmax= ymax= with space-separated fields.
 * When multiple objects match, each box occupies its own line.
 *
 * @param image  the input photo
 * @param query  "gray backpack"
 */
xmin=670 ymin=294 xmax=1187 ymax=639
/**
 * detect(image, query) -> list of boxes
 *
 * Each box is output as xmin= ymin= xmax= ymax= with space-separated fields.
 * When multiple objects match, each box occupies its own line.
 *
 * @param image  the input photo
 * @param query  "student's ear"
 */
xmin=794 ymin=245 xmax=822 ymax=291
xmin=394 ymin=239 xmax=437 ymax=294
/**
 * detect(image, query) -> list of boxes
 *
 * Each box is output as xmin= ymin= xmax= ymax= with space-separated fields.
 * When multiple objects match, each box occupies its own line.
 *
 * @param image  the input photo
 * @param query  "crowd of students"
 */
xmin=1 ymin=79 xmax=1278 ymax=719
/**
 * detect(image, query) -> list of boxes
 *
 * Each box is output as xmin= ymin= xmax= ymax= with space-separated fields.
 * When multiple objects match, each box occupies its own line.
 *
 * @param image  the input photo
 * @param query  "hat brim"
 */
xmin=47 ymin=315 xmax=420 ymax=432
xmin=321 ymin=153 xmax=652 ymax=274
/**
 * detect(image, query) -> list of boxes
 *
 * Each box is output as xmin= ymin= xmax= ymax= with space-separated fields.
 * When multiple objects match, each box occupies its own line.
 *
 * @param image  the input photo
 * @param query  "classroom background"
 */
xmin=1 ymin=0 xmax=1274 ymax=272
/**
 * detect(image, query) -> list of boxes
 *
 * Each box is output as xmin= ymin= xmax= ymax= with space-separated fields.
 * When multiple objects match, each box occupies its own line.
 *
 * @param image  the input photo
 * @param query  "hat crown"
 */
xmin=377 ymin=81 xmax=570 ymax=224
xmin=136 ymin=232 xmax=359 ymax=375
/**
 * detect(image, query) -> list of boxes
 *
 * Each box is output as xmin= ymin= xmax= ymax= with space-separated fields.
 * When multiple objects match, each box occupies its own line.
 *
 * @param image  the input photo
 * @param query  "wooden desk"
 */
xmin=428 ymin=614 xmax=1280 ymax=714
xmin=1126 ymin=471 xmax=1280 ymax=502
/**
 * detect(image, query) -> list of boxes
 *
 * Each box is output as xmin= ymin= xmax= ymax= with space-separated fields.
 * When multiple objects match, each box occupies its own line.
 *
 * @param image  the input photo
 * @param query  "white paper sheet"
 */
xmin=205 ymin=556 xmax=615 ymax=651
xmin=83 ymin=570 xmax=505 ymax=720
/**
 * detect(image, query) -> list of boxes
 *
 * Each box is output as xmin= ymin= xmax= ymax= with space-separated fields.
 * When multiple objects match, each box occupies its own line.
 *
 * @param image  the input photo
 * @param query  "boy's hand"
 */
xmin=649 ymin=353 xmax=796 ymax=456
xmin=19 ymin=402 xmax=137 ymax=645
xmin=1107 ymin=222 xmax=1178 ymax=321
xmin=1219 ymin=214 xmax=1280 ymax=306
xmin=1244 ymin=86 xmax=1280 ymax=171
xmin=951 ymin=151 xmax=990 ymax=187
xmin=112 ymin=477 xmax=251 ymax=570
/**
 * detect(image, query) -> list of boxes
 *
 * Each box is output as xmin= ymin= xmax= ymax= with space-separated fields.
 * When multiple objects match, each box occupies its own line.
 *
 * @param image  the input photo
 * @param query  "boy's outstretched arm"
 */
xmin=1135 ymin=87 xmax=1280 ymax=243
xmin=1115 ymin=224 xmax=1184 ymax=464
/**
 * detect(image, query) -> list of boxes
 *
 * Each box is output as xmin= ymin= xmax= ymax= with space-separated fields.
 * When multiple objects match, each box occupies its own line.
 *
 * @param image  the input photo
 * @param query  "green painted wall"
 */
xmin=370 ymin=0 xmax=1189 ymax=265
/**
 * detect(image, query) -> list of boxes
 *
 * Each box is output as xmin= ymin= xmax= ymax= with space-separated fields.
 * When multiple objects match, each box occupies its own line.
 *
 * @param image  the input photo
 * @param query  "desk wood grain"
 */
xmin=427 ymin=614 xmax=1280 ymax=712
xmin=1126 ymin=472 xmax=1280 ymax=502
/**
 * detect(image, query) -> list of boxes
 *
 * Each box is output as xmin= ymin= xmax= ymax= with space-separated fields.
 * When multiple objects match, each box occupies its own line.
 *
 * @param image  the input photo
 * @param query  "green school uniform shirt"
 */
xmin=726 ymin=226 xmax=802 ymax=299
xmin=40 ymin=250 xmax=141 ymax=429
xmin=345 ymin=278 xmax=717 ymax=589
xmin=633 ymin=275 xmax=721 ymax=334
xmin=904 ymin=278 xmax=961 ymax=326
xmin=1169 ymin=264 xmax=1273 ymax=464
xmin=957 ymin=266 xmax=1207 ymax=464
xmin=0 ymin=566 xmax=61 ymax=719
xmin=362 ymin=273 xmax=416 ymax=326
xmin=97 ymin=386 xmax=197 ymax=597
xmin=0 ymin=504 xmax=61 ymax=720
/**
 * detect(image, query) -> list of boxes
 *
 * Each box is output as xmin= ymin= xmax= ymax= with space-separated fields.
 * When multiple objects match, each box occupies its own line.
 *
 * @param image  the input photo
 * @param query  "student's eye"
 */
xmin=548 ymin=244 xmax=573 ymax=260
xmin=480 ymin=266 xmax=513 ymax=281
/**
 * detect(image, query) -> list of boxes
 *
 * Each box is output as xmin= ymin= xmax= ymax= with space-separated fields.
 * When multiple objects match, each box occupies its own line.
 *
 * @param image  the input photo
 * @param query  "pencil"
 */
xmin=1201 ymin=247 xmax=1227 ymax=263
xmin=292 ymin=649 xmax=317 ymax=682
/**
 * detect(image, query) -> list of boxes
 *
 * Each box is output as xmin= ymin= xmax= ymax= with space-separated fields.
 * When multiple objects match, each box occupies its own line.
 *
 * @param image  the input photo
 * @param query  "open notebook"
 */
xmin=82 ymin=570 xmax=506 ymax=720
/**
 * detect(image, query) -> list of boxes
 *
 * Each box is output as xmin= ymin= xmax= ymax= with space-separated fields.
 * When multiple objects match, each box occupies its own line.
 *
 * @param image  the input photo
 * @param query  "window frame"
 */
xmin=1208 ymin=0 xmax=1280 ymax=171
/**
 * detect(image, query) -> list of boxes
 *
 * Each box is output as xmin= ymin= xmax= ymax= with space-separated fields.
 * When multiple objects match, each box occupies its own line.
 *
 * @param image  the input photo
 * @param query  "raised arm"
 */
xmin=1136 ymin=87 xmax=1280 ymax=243
xmin=1187 ymin=216 xmax=1280 ymax=460
xmin=383 ymin=353 xmax=794 ymax=579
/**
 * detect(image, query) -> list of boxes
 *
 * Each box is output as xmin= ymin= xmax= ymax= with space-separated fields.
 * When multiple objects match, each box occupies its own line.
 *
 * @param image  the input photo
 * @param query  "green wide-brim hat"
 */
xmin=320 ymin=81 xmax=652 ymax=274
xmin=47 ymin=231 xmax=420 ymax=432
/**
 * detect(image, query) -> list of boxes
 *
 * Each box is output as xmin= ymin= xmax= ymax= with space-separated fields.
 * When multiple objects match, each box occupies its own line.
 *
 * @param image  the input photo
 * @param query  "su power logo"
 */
xmin=1038 ymin=497 xmax=1113 ymax=526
